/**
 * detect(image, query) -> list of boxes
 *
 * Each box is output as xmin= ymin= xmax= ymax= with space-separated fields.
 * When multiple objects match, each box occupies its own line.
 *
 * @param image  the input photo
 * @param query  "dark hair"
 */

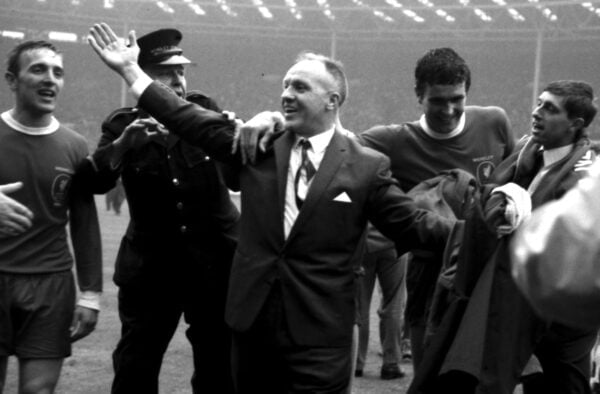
xmin=543 ymin=80 xmax=597 ymax=128
xmin=295 ymin=51 xmax=348 ymax=107
xmin=414 ymin=47 xmax=471 ymax=99
xmin=6 ymin=40 xmax=59 ymax=76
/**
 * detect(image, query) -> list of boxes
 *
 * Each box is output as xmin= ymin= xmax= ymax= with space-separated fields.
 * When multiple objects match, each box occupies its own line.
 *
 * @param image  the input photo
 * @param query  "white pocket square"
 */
xmin=333 ymin=192 xmax=352 ymax=203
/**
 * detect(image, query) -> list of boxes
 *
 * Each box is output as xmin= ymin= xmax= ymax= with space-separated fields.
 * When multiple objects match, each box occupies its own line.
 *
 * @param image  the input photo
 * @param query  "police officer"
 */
xmin=79 ymin=28 xmax=239 ymax=394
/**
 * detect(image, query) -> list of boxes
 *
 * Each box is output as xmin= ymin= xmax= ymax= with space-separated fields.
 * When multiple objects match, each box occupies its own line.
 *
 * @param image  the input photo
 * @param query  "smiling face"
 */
xmin=531 ymin=91 xmax=578 ymax=149
xmin=280 ymin=59 xmax=338 ymax=137
xmin=419 ymin=82 xmax=467 ymax=134
xmin=6 ymin=47 xmax=64 ymax=122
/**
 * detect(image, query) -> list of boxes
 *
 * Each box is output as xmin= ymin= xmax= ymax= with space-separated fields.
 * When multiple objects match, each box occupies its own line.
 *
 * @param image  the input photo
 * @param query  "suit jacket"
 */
xmin=138 ymin=81 xmax=453 ymax=347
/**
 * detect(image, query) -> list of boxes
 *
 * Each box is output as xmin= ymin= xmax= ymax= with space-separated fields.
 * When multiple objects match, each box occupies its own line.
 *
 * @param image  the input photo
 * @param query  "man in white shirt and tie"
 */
xmin=87 ymin=23 xmax=456 ymax=393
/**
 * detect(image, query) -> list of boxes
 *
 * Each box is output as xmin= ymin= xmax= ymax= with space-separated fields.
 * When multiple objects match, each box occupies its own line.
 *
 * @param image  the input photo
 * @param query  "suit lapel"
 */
xmin=286 ymin=130 xmax=347 ymax=243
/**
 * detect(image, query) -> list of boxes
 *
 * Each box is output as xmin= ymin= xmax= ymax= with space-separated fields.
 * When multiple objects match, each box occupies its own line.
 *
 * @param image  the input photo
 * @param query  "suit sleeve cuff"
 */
xmin=130 ymin=75 xmax=153 ymax=101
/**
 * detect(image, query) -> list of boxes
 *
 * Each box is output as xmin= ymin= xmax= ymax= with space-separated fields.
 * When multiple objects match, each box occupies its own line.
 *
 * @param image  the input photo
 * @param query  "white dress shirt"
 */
xmin=527 ymin=144 xmax=574 ymax=194
xmin=283 ymin=127 xmax=335 ymax=238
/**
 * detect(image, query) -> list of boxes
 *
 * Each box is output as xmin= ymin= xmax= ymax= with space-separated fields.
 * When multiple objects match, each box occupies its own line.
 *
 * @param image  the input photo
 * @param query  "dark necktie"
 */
xmin=294 ymin=139 xmax=316 ymax=209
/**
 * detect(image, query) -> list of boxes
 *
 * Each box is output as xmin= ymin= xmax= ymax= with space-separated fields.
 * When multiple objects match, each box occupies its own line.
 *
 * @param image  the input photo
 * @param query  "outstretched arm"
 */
xmin=89 ymin=22 xmax=250 ymax=164
xmin=232 ymin=111 xmax=285 ymax=164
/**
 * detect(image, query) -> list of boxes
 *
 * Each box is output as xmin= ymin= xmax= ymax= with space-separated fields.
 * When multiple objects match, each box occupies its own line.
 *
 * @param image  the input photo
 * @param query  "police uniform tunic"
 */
xmin=80 ymin=91 xmax=239 ymax=394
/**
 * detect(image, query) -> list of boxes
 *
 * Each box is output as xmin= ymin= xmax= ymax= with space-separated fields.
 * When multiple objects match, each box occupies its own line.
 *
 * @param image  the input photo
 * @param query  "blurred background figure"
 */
xmin=354 ymin=224 xmax=407 ymax=380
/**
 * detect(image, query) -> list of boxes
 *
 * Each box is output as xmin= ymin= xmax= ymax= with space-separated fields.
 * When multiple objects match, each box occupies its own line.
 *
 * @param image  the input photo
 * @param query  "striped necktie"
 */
xmin=294 ymin=139 xmax=316 ymax=209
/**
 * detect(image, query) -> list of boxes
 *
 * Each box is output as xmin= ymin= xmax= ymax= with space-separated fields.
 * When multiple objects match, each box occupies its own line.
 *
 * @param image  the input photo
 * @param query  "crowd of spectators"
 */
xmin=1 ymin=35 xmax=599 ymax=144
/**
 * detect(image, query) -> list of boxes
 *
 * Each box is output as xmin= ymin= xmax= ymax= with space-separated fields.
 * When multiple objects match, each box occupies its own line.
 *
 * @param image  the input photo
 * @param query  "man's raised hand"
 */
xmin=88 ymin=23 xmax=140 ymax=77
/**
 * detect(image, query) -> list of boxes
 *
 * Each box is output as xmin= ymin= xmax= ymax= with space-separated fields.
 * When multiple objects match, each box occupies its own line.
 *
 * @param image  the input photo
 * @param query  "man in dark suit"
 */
xmin=88 ymin=23 xmax=453 ymax=393
xmin=78 ymin=28 xmax=239 ymax=394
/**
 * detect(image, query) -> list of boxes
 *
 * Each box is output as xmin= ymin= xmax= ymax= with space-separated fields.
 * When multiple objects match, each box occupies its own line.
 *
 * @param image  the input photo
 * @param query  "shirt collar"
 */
xmin=1 ymin=110 xmax=59 ymax=135
xmin=295 ymin=126 xmax=335 ymax=154
xmin=419 ymin=113 xmax=466 ymax=140
xmin=542 ymin=144 xmax=574 ymax=168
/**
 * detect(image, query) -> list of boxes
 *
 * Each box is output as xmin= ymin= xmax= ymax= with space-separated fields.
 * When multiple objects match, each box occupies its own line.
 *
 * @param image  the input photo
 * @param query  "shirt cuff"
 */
xmin=77 ymin=291 xmax=101 ymax=311
xmin=492 ymin=182 xmax=532 ymax=229
xmin=130 ymin=74 xmax=153 ymax=101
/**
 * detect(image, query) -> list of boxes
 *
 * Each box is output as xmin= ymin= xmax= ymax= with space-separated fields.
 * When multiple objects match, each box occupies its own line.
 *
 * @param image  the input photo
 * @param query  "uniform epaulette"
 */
xmin=186 ymin=90 xmax=209 ymax=101
xmin=186 ymin=90 xmax=220 ymax=112
xmin=104 ymin=107 xmax=139 ymax=123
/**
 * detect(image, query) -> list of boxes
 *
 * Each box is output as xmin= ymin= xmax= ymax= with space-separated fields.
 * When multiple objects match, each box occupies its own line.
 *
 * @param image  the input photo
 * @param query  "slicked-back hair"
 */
xmin=6 ymin=40 xmax=59 ymax=76
xmin=414 ymin=47 xmax=471 ymax=99
xmin=294 ymin=51 xmax=348 ymax=107
xmin=544 ymin=80 xmax=598 ymax=128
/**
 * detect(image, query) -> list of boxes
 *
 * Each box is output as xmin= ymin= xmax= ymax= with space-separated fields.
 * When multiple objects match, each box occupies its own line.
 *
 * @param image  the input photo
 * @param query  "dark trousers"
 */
xmin=111 ymin=265 xmax=234 ymax=394
xmin=231 ymin=285 xmax=352 ymax=394
xmin=409 ymin=320 xmax=426 ymax=373
xmin=478 ymin=261 xmax=597 ymax=394
xmin=522 ymin=323 xmax=597 ymax=394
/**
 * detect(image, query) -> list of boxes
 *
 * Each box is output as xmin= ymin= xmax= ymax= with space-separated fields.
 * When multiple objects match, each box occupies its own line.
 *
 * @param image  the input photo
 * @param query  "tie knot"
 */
xmin=299 ymin=139 xmax=312 ymax=151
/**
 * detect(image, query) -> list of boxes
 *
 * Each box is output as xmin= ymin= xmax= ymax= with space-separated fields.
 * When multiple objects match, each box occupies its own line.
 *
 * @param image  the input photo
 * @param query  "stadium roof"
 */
xmin=2 ymin=0 xmax=600 ymax=42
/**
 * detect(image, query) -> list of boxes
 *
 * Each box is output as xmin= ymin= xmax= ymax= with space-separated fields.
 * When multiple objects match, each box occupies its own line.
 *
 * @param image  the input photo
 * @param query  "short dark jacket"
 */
xmin=78 ymin=91 xmax=239 ymax=284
